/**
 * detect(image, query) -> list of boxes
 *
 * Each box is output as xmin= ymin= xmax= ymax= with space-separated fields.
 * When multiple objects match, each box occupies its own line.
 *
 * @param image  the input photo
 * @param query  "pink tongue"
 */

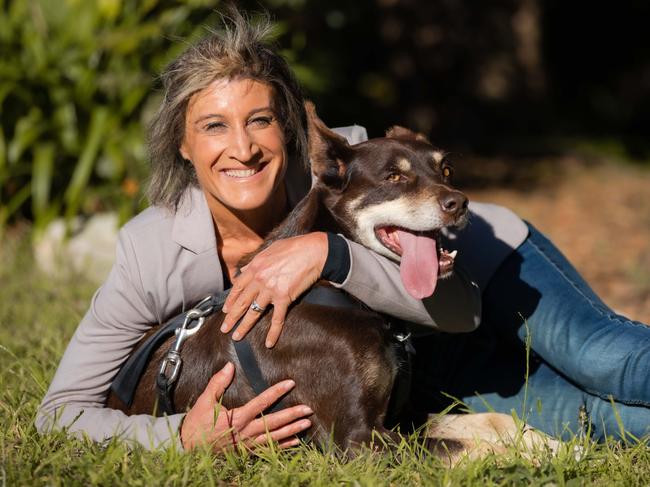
xmin=396 ymin=230 xmax=439 ymax=299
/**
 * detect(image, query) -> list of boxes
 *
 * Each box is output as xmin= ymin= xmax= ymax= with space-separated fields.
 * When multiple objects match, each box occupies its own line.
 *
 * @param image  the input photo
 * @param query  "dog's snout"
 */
xmin=440 ymin=191 xmax=468 ymax=217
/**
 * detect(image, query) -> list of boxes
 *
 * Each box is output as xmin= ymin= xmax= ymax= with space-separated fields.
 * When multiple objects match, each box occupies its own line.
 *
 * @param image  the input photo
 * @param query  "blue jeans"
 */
xmin=410 ymin=224 xmax=650 ymax=441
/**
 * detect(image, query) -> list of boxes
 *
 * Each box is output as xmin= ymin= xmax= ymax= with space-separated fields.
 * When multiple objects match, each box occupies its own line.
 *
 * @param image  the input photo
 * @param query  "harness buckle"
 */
xmin=193 ymin=295 xmax=216 ymax=318
xmin=393 ymin=331 xmax=412 ymax=343
xmin=158 ymin=297 xmax=212 ymax=385
xmin=159 ymin=350 xmax=182 ymax=384
xmin=174 ymin=313 xmax=205 ymax=346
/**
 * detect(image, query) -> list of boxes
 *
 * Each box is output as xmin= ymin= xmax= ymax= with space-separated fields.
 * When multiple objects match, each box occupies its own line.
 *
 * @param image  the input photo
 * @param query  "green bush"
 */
xmin=0 ymin=0 xmax=232 ymax=233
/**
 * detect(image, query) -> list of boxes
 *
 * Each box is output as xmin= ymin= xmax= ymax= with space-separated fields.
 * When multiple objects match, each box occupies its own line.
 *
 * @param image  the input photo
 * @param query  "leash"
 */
xmin=110 ymin=287 xmax=415 ymax=418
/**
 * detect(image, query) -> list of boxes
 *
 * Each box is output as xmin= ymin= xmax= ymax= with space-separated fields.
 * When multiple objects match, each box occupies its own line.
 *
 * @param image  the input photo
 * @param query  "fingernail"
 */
xmin=301 ymin=406 xmax=313 ymax=415
xmin=283 ymin=380 xmax=296 ymax=390
xmin=300 ymin=419 xmax=312 ymax=429
xmin=232 ymin=331 xmax=241 ymax=341
xmin=223 ymin=362 xmax=234 ymax=372
xmin=265 ymin=339 xmax=274 ymax=348
xmin=220 ymin=323 xmax=229 ymax=332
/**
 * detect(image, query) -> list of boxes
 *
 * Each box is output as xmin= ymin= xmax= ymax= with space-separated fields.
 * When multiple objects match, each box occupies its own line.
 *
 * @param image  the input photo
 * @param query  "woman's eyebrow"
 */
xmin=247 ymin=106 xmax=274 ymax=116
xmin=194 ymin=113 xmax=225 ymax=125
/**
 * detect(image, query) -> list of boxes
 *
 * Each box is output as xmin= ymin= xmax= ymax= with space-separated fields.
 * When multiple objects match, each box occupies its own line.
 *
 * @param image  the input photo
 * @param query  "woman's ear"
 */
xmin=305 ymin=101 xmax=352 ymax=188
xmin=179 ymin=141 xmax=191 ymax=163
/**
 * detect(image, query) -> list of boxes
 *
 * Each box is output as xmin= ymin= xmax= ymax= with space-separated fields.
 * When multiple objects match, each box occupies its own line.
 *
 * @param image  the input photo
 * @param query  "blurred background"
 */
xmin=0 ymin=0 xmax=648 ymax=320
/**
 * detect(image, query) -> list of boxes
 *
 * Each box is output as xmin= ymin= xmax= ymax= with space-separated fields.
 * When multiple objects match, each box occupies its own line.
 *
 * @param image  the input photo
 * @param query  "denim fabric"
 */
xmin=410 ymin=223 xmax=650 ymax=441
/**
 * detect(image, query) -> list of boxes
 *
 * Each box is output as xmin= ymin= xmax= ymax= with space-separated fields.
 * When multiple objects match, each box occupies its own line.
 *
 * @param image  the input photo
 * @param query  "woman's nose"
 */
xmin=228 ymin=127 xmax=261 ymax=163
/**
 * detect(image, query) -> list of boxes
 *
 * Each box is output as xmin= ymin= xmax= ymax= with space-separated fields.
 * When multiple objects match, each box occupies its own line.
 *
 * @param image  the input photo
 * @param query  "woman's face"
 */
xmin=181 ymin=78 xmax=287 ymax=214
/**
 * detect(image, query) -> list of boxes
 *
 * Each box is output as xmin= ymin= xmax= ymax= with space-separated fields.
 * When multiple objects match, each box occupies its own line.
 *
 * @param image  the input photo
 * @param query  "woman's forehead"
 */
xmin=186 ymin=78 xmax=275 ymax=119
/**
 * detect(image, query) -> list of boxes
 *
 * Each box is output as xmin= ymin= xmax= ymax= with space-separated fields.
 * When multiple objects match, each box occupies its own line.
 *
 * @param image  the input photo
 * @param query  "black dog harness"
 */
xmin=110 ymin=287 xmax=415 ymax=417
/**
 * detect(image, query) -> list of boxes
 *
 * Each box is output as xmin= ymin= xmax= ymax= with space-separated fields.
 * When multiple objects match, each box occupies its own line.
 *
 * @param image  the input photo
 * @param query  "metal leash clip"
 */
xmin=393 ymin=331 xmax=412 ymax=343
xmin=158 ymin=296 xmax=213 ymax=385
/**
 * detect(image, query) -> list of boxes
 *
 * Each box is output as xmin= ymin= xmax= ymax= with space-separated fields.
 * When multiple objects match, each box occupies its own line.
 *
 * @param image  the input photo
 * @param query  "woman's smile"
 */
xmin=221 ymin=161 xmax=269 ymax=179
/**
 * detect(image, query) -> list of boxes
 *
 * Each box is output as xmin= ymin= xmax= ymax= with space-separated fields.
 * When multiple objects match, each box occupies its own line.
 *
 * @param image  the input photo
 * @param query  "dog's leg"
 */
xmin=425 ymin=413 xmax=561 ymax=465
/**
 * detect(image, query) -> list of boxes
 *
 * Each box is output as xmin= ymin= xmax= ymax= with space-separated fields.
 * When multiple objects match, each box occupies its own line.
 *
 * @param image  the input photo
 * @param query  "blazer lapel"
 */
xmin=171 ymin=186 xmax=216 ymax=254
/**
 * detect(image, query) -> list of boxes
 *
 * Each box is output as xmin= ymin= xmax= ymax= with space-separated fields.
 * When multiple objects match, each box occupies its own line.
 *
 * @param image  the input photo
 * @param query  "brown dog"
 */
xmin=107 ymin=104 xmax=556 ymax=459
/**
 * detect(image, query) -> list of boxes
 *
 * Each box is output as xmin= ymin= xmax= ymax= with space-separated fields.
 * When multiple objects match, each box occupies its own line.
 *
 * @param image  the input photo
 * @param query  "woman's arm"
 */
xmin=35 ymin=228 xmax=186 ymax=449
xmin=333 ymin=237 xmax=481 ymax=332
xmin=221 ymin=230 xmax=482 ymax=347
xmin=37 ymin=224 xmax=313 ymax=450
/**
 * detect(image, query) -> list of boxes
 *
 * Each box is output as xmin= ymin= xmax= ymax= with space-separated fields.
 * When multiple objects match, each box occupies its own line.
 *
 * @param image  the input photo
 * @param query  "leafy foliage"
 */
xmin=0 ymin=0 xmax=225 ymax=231
xmin=2 ymin=0 xmax=649 ymax=232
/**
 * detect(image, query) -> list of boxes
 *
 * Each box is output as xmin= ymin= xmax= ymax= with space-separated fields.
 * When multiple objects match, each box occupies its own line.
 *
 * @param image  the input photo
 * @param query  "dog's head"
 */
xmin=306 ymin=102 xmax=469 ymax=299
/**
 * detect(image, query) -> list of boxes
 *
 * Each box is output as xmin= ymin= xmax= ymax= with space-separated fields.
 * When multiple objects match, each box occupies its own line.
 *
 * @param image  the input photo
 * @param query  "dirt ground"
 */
xmin=463 ymin=157 xmax=650 ymax=323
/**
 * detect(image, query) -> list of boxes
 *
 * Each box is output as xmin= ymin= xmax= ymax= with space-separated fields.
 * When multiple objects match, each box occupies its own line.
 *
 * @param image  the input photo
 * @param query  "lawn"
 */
xmin=1 ymin=223 xmax=649 ymax=486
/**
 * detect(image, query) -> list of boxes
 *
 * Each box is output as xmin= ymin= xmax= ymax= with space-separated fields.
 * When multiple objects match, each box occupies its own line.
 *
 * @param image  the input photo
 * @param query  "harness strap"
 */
xmin=111 ymin=292 xmax=229 ymax=407
xmin=302 ymin=285 xmax=365 ymax=309
xmin=386 ymin=321 xmax=415 ymax=422
xmin=230 ymin=286 xmax=365 ymax=415
xmin=155 ymin=373 xmax=176 ymax=415
xmin=232 ymin=338 xmax=283 ymax=413
xmin=111 ymin=286 xmax=414 ymax=420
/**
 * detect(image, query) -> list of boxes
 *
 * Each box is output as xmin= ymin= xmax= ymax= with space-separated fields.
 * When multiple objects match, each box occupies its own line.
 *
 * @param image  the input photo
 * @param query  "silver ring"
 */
xmin=250 ymin=300 xmax=265 ymax=313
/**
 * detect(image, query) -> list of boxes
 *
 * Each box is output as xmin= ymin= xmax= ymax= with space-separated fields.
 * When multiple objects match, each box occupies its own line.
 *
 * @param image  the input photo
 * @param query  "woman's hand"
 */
xmin=221 ymin=232 xmax=328 ymax=347
xmin=180 ymin=362 xmax=313 ymax=451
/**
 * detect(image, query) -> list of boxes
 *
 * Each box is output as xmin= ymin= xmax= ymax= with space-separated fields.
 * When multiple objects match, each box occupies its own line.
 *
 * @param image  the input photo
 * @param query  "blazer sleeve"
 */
xmin=332 ymin=238 xmax=482 ymax=332
xmin=35 ymin=228 xmax=185 ymax=450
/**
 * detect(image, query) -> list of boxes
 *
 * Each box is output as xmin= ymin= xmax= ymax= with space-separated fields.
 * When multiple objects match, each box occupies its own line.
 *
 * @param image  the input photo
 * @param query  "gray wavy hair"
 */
xmin=147 ymin=10 xmax=308 ymax=210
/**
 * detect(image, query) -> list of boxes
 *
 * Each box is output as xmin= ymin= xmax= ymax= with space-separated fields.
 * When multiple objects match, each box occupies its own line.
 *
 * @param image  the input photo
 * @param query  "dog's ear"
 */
xmin=306 ymin=101 xmax=352 ymax=188
xmin=386 ymin=125 xmax=430 ymax=143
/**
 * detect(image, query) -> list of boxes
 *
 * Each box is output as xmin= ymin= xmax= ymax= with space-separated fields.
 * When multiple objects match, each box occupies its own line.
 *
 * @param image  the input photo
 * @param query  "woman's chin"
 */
xmin=209 ymin=170 xmax=285 ymax=212
xmin=207 ymin=188 xmax=279 ymax=214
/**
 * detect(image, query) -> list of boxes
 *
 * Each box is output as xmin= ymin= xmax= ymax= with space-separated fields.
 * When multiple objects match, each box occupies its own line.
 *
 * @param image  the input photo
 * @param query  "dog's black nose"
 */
xmin=440 ymin=191 xmax=468 ymax=216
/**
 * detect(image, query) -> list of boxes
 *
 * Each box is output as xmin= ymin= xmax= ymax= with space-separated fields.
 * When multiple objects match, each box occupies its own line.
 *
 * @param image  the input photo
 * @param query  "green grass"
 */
xmin=1 ymin=232 xmax=649 ymax=486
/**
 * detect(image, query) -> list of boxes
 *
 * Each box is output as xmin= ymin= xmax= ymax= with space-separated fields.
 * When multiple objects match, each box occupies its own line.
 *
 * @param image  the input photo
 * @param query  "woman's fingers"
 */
xmin=276 ymin=437 xmax=301 ymax=449
xmin=221 ymin=278 xmax=258 ymax=333
xmin=236 ymin=379 xmax=296 ymax=425
xmin=250 ymin=418 xmax=312 ymax=445
xmin=231 ymin=291 xmax=272 ymax=341
xmin=222 ymin=269 xmax=253 ymax=316
xmin=243 ymin=404 xmax=313 ymax=437
xmin=199 ymin=362 xmax=235 ymax=406
xmin=180 ymin=363 xmax=235 ymax=450
xmin=265 ymin=298 xmax=290 ymax=348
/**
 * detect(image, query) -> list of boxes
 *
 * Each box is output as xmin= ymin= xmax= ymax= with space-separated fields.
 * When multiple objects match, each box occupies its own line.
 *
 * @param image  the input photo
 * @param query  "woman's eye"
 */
xmin=250 ymin=116 xmax=273 ymax=127
xmin=205 ymin=122 xmax=226 ymax=132
xmin=386 ymin=172 xmax=404 ymax=182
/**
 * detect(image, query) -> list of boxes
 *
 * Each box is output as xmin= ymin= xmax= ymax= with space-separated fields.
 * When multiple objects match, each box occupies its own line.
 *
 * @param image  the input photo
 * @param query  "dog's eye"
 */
xmin=442 ymin=166 xmax=452 ymax=178
xmin=386 ymin=172 xmax=405 ymax=182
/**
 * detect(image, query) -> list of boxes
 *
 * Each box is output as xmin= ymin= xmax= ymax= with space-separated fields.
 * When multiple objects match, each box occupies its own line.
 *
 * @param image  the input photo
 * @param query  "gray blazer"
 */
xmin=35 ymin=126 xmax=528 ymax=450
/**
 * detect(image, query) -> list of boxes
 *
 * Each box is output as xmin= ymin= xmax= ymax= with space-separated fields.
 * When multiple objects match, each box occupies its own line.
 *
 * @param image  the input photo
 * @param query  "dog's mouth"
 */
xmin=374 ymin=226 xmax=458 ymax=299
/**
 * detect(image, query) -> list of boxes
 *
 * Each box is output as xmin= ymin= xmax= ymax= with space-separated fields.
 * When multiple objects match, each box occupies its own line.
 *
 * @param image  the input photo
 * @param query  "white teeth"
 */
xmin=224 ymin=168 xmax=258 ymax=178
xmin=449 ymin=250 xmax=458 ymax=259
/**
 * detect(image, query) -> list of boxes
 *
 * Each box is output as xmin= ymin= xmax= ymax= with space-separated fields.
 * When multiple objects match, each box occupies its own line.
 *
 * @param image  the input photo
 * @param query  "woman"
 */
xmin=36 ymin=13 xmax=650 ymax=452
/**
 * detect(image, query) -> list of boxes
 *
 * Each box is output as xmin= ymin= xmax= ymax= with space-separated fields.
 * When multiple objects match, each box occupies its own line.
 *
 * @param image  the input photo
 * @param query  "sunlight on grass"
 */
xmin=1 ymin=233 xmax=648 ymax=485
